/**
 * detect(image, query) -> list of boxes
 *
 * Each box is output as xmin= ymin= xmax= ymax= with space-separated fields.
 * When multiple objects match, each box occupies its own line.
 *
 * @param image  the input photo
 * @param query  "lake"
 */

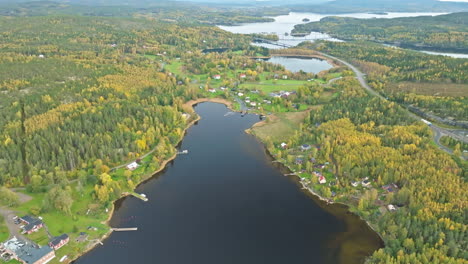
xmin=220 ymin=12 xmax=468 ymax=58
xmin=267 ymin=56 xmax=333 ymax=73
xmin=74 ymin=102 xmax=383 ymax=264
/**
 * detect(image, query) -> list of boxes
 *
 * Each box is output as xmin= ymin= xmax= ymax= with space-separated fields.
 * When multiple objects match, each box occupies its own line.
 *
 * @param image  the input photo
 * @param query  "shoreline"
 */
xmin=268 ymin=53 xmax=341 ymax=68
xmin=247 ymin=117 xmax=385 ymax=250
xmin=71 ymin=98 xmax=235 ymax=263
xmin=72 ymin=98 xmax=383 ymax=263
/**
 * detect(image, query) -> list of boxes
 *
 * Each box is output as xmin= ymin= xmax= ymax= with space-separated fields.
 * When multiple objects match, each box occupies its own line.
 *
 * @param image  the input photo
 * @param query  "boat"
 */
xmin=302 ymin=18 xmax=310 ymax=22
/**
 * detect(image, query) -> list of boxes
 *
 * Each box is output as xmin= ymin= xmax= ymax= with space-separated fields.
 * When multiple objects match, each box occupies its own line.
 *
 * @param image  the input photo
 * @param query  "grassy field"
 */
xmin=250 ymin=110 xmax=311 ymax=141
xmin=386 ymin=82 xmax=468 ymax=97
xmin=164 ymin=61 xmax=184 ymax=76
xmin=0 ymin=215 xmax=8 ymax=242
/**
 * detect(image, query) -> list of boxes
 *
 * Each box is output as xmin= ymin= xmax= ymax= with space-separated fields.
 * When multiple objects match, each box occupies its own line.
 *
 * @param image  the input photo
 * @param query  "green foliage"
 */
xmin=294 ymin=12 xmax=468 ymax=51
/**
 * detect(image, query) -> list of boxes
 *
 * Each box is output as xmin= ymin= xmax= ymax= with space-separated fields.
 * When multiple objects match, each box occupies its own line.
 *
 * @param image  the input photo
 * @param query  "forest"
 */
xmin=256 ymin=75 xmax=467 ymax=264
xmin=298 ymin=41 xmax=468 ymax=123
xmin=0 ymin=3 xmax=467 ymax=264
xmin=292 ymin=12 xmax=468 ymax=52
xmin=0 ymin=1 xmax=287 ymax=25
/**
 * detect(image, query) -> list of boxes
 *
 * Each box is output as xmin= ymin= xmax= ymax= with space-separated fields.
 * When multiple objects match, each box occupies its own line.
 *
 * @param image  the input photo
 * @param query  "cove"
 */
xmin=74 ymin=102 xmax=382 ymax=264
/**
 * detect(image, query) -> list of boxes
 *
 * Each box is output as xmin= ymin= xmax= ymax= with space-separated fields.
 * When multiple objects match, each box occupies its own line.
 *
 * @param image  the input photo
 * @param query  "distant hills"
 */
xmin=289 ymin=0 xmax=468 ymax=13
xmin=1 ymin=0 xmax=468 ymax=12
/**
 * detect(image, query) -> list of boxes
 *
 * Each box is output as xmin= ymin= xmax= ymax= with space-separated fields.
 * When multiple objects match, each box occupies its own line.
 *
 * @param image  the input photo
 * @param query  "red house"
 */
xmin=20 ymin=215 xmax=44 ymax=234
xmin=49 ymin=234 xmax=69 ymax=250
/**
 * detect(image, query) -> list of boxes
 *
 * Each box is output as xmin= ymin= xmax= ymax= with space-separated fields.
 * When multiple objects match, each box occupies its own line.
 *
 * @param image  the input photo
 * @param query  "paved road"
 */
xmin=317 ymin=51 xmax=467 ymax=156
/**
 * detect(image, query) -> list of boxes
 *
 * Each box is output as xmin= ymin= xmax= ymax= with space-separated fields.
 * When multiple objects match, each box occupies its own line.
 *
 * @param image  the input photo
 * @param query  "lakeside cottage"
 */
xmin=239 ymin=73 xmax=246 ymax=78
xmin=318 ymin=175 xmax=327 ymax=184
xmin=2 ymin=237 xmax=55 ymax=264
xmin=213 ymin=74 xmax=221 ymax=80
xmin=126 ymin=162 xmax=138 ymax=171
xmin=280 ymin=142 xmax=288 ymax=149
xmin=49 ymin=234 xmax=69 ymax=251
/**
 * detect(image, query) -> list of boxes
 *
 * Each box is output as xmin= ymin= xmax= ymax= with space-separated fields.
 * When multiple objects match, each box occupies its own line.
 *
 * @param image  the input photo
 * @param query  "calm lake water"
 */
xmin=220 ymin=12 xmax=468 ymax=58
xmin=267 ymin=56 xmax=333 ymax=73
xmin=74 ymin=102 xmax=382 ymax=264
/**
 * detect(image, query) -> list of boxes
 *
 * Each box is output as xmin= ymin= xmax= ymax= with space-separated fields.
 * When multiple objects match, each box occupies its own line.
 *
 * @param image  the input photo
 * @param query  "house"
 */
xmin=237 ymin=92 xmax=244 ymax=97
xmin=382 ymin=183 xmax=399 ymax=193
xmin=239 ymin=73 xmax=246 ymax=78
xmin=49 ymin=234 xmax=69 ymax=251
xmin=213 ymin=74 xmax=221 ymax=80
xmin=282 ymin=75 xmax=288 ymax=80
xmin=295 ymin=157 xmax=304 ymax=165
xmin=250 ymin=102 xmax=257 ymax=107
xmin=126 ymin=162 xmax=138 ymax=171
xmin=219 ymin=86 xmax=227 ymax=90
xmin=310 ymin=157 xmax=316 ymax=163
xmin=280 ymin=142 xmax=288 ymax=149
xmin=76 ymin=232 xmax=88 ymax=243
xmin=208 ymin=88 xmax=216 ymax=93
xmin=314 ymin=164 xmax=326 ymax=169
xmin=387 ymin=204 xmax=397 ymax=212
xmin=301 ymin=144 xmax=311 ymax=151
xmin=3 ymin=237 xmax=55 ymax=264
xmin=38 ymin=54 xmax=45 ymax=59
xmin=245 ymin=100 xmax=250 ymax=103
xmin=362 ymin=179 xmax=371 ymax=187
xmin=351 ymin=181 xmax=359 ymax=187
xmin=20 ymin=216 xmax=43 ymax=235
xmin=318 ymin=175 xmax=327 ymax=184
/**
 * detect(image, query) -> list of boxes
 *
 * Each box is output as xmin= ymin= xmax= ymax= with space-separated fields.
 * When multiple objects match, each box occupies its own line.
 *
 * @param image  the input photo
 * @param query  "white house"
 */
xmin=387 ymin=204 xmax=397 ymax=212
xmin=280 ymin=142 xmax=288 ymax=149
xmin=126 ymin=162 xmax=138 ymax=171
xmin=318 ymin=175 xmax=327 ymax=184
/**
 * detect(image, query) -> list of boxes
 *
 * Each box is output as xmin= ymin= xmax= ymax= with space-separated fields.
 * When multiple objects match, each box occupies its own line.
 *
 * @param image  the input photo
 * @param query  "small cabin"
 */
xmin=126 ymin=162 xmax=138 ymax=171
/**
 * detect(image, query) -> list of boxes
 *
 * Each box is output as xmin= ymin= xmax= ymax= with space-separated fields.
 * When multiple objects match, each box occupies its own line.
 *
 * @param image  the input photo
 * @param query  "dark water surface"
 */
xmin=75 ymin=102 xmax=382 ymax=264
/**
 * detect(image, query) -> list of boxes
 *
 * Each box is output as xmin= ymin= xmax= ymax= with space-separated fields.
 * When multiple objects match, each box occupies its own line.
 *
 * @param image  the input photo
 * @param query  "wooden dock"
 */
xmin=111 ymin=227 xmax=138 ymax=232
xmin=123 ymin=192 xmax=148 ymax=202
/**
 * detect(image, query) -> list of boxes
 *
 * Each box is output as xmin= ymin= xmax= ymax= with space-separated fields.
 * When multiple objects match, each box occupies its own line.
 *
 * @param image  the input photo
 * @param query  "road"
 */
xmin=317 ymin=51 xmax=467 ymax=156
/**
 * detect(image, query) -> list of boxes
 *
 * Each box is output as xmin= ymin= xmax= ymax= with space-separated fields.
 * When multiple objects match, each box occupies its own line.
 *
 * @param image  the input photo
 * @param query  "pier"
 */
xmin=123 ymin=192 xmax=148 ymax=202
xmin=178 ymin=150 xmax=189 ymax=154
xmin=111 ymin=227 xmax=138 ymax=232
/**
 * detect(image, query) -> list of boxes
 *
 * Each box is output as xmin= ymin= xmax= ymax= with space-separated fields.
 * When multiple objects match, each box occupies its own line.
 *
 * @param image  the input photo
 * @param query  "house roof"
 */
xmin=4 ymin=237 xmax=54 ymax=264
xmin=23 ymin=220 xmax=42 ymax=232
xmin=50 ymin=234 xmax=69 ymax=247
xmin=20 ymin=215 xmax=37 ymax=224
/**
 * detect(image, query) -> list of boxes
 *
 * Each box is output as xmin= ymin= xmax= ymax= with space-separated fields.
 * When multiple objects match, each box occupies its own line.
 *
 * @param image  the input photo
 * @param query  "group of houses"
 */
xmin=0 ymin=216 xmax=70 ymax=264
xmin=269 ymin=90 xmax=296 ymax=98
xmin=1 ymin=237 xmax=55 ymax=264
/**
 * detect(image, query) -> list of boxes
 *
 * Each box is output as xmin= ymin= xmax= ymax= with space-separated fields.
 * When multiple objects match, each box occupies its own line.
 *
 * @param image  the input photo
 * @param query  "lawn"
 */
xmin=0 ymin=215 xmax=8 ymax=242
xmin=250 ymin=111 xmax=310 ymax=141
xmin=164 ymin=61 xmax=184 ymax=75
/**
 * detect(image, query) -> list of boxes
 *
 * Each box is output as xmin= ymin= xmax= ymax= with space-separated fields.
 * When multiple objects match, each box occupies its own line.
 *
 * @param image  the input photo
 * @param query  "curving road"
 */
xmin=317 ymin=51 xmax=467 ymax=156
